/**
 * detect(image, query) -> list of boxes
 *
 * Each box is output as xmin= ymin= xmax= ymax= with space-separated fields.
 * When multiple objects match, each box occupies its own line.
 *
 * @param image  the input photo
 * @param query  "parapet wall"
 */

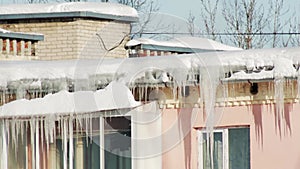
xmin=0 ymin=18 xmax=130 ymax=60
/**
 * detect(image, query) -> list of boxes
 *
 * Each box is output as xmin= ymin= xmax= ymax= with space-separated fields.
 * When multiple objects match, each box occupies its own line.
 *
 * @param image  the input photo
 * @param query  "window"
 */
xmin=0 ymin=116 xmax=132 ymax=169
xmin=198 ymin=128 xmax=250 ymax=169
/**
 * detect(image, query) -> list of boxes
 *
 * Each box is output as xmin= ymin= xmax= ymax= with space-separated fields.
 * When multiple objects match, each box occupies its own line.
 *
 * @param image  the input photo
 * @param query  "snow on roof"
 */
xmin=0 ymin=2 xmax=138 ymax=21
xmin=0 ymin=28 xmax=10 ymax=33
xmin=0 ymin=47 xmax=299 ymax=88
xmin=126 ymin=37 xmax=242 ymax=51
xmin=0 ymin=81 xmax=140 ymax=117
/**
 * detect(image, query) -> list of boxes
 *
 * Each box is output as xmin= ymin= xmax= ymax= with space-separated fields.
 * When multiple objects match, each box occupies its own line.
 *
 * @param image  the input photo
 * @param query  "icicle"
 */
xmin=297 ymin=75 xmax=300 ymax=98
xmin=30 ymin=119 xmax=36 ymax=169
xmin=44 ymin=117 xmax=49 ymax=151
xmin=16 ymin=121 xmax=21 ymax=147
xmin=75 ymin=116 xmax=80 ymax=137
xmin=11 ymin=119 xmax=17 ymax=152
xmin=145 ymin=84 xmax=148 ymax=101
xmin=69 ymin=116 xmax=74 ymax=169
xmin=58 ymin=117 xmax=62 ymax=137
xmin=275 ymin=77 xmax=285 ymax=131
xmin=89 ymin=114 xmax=93 ymax=143
xmin=85 ymin=115 xmax=89 ymax=144
xmin=173 ymin=83 xmax=177 ymax=100
xmin=77 ymin=115 xmax=83 ymax=135
xmin=200 ymin=58 xmax=221 ymax=169
xmin=49 ymin=115 xmax=56 ymax=144
xmin=4 ymin=121 xmax=9 ymax=151
xmin=21 ymin=120 xmax=25 ymax=144
xmin=63 ymin=119 xmax=67 ymax=169
xmin=36 ymin=120 xmax=40 ymax=169
xmin=138 ymin=86 xmax=142 ymax=101
xmin=2 ymin=120 xmax=8 ymax=169
xmin=41 ymin=119 xmax=44 ymax=153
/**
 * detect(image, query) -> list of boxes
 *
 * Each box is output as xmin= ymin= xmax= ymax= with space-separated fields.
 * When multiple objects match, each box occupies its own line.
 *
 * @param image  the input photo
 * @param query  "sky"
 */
xmin=0 ymin=0 xmax=299 ymax=43
xmin=159 ymin=0 xmax=300 ymax=30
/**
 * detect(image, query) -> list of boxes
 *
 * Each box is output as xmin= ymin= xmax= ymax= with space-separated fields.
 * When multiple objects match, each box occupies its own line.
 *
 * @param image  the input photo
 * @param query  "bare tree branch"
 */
xmin=199 ymin=0 xmax=219 ymax=40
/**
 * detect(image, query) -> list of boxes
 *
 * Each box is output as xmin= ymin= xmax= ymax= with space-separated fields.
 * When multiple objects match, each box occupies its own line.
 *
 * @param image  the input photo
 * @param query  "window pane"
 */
xmin=105 ymin=117 xmax=131 ymax=169
xmin=84 ymin=136 xmax=100 ymax=169
xmin=229 ymin=128 xmax=250 ymax=169
xmin=203 ymin=132 xmax=223 ymax=169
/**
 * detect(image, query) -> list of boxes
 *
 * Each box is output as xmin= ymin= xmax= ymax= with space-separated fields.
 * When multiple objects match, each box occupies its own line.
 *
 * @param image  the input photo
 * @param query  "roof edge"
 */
xmin=0 ymin=11 xmax=138 ymax=22
xmin=0 ymin=32 xmax=44 ymax=41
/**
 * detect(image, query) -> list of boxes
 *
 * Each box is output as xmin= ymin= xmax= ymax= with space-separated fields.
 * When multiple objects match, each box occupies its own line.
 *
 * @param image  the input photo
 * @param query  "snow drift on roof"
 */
xmin=0 ymin=81 xmax=140 ymax=117
xmin=126 ymin=37 xmax=242 ymax=51
xmin=0 ymin=28 xmax=10 ymax=33
xmin=0 ymin=2 xmax=138 ymax=18
xmin=0 ymin=47 xmax=299 ymax=87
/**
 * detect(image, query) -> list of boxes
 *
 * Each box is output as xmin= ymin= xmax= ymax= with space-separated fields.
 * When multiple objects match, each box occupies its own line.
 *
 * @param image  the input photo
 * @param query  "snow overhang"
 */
xmin=126 ymin=37 xmax=243 ymax=52
xmin=0 ymin=81 xmax=141 ymax=118
xmin=0 ymin=47 xmax=299 ymax=89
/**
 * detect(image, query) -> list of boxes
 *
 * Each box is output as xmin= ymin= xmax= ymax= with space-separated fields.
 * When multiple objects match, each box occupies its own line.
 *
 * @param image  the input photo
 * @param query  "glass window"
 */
xmin=228 ymin=128 xmax=250 ymax=169
xmin=104 ymin=117 xmax=131 ymax=169
xmin=202 ymin=132 xmax=223 ymax=169
xmin=199 ymin=128 xmax=250 ymax=169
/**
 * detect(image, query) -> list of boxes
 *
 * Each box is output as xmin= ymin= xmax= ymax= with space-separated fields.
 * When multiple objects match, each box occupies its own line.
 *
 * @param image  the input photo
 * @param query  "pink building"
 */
xmin=0 ymin=47 xmax=300 ymax=169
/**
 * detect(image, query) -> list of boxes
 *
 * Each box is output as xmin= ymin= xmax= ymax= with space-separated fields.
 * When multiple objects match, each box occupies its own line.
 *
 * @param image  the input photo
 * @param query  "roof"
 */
xmin=0 ymin=81 xmax=140 ymax=118
xmin=0 ymin=28 xmax=44 ymax=41
xmin=0 ymin=2 xmax=138 ymax=22
xmin=0 ymin=47 xmax=299 ymax=88
xmin=126 ymin=37 xmax=242 ymax=52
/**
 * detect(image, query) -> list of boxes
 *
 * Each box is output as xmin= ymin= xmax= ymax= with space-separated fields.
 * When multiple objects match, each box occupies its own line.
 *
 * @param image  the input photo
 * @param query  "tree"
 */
xmin=222 ymin=0 xmax=269 ymax=49
xmin=199 ymin=0 xmax=219 ymax=41
xmin=117 ymin=0 xmax=159 ymax=38
xmin=193 ymin=0 xmax=298 ymax=49
xmin=187 ymin=11 xmax=196 ymax=36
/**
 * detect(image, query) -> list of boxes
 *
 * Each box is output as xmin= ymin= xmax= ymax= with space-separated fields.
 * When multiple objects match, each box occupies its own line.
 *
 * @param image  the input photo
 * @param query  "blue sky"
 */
xmin=1 ymin=0 xmax=299 ymax=34
xmin=159 ymin=0 xmax=300 ymax=27
xmin=159 ymin=0 xmax=300 ymax=19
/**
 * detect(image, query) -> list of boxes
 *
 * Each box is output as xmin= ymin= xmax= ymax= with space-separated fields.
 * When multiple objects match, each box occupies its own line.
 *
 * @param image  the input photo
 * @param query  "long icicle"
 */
xmin=69 ymin=116 xmax=73 ymax=169
xmin=2 ymin=120 xmax=7 ymax=169
xmin=36 ymin=120 xmax=40 ymax=169
xmin=30 ymin=119 xmax=36 ymax=169
xmin=63 ymin=118 xmax=67 ymax=169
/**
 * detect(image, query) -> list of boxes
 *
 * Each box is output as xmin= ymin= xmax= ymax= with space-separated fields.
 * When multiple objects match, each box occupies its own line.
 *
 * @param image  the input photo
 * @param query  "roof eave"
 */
xmin=0 ymin=11 xmax=138 ymax=23
xmin=140 ymin=44 xmax=218 ymax=53
xmin=0 ymin=32 xmax=44 ymax=41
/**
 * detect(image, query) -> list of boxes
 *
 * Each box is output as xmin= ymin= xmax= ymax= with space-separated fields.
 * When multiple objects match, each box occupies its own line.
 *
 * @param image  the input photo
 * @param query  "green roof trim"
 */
xmin=0 ymin=32 xmax=44 ymax=41
xmin=0 ymin=11 xmax=138 ymax=22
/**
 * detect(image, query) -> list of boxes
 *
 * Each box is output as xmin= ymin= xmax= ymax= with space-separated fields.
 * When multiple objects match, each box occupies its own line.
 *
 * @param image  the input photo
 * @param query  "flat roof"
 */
xmin=0 ymin=2 xmax=138 ymax=22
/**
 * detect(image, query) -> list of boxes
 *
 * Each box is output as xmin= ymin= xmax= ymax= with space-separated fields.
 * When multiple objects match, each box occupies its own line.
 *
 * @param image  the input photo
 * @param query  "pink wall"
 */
xmin=161 ymin=103 xmax=300 ymax=169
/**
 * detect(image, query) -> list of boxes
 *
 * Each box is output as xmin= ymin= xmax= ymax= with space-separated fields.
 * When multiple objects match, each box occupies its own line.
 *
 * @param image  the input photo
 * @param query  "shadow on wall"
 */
xmin=251 ymin=104 xmax=264 ymax=149
xmin=272 ymin=103 xmax=293 ymax=138
xmin=284 ymin=104 xmax=292 ymax=135
xmin=251 ymin=103 xmax=293 ymax=149
xmin=177 ymin=108 xmax=193 ymax=169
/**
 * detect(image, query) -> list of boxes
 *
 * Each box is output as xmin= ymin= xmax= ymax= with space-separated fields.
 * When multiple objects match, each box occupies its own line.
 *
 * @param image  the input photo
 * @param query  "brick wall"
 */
xmin=0 ymin=18 xmax=131 ymax=60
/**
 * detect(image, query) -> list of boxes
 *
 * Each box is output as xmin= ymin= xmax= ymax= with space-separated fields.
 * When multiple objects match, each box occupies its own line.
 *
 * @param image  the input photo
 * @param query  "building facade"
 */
xmin=0 ymin=2 xmax=137 ymax=60
xmin=0 ymin=2 xmax=300 ymax=169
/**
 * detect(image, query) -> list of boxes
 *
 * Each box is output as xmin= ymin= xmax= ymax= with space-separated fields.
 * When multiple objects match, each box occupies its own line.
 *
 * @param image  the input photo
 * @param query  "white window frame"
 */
xmin=198 ymin=129 xmax=229 ymax=169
